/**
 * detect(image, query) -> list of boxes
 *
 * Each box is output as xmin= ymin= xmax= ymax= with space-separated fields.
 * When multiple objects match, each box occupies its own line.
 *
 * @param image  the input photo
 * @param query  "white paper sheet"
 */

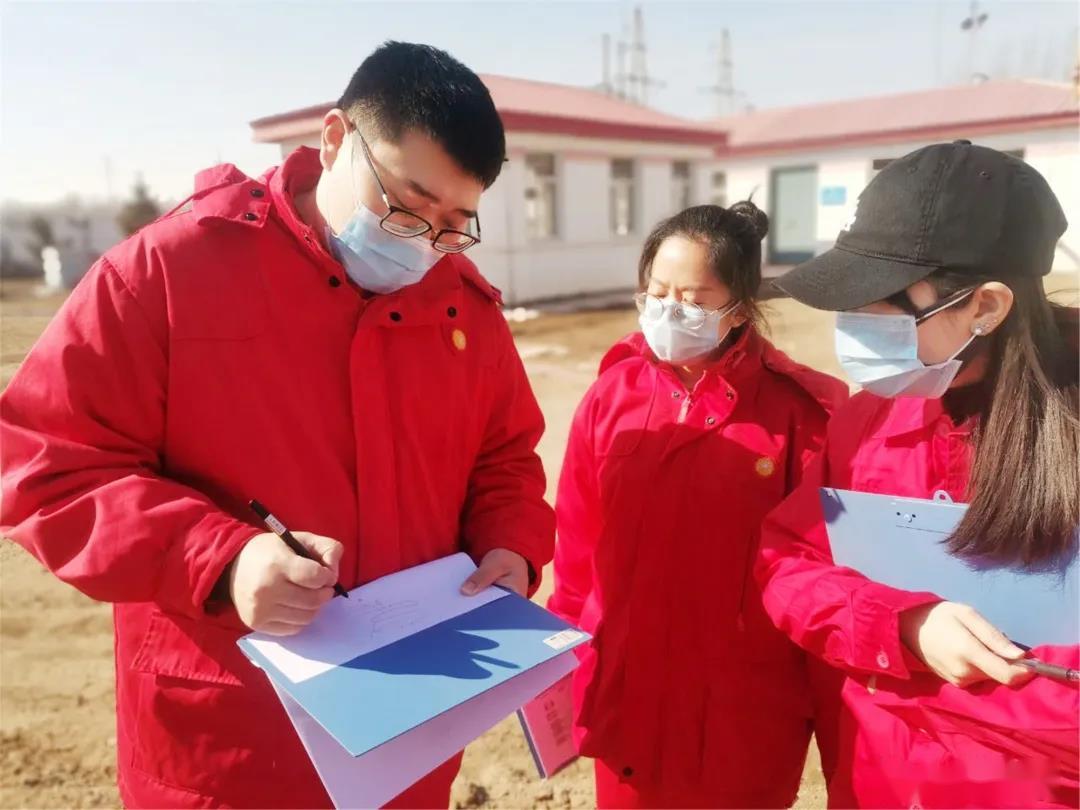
xmin=247 ymin=553 xmax=508 ymax=683
xmin=271 ymin=652 xmax=579 ymax=809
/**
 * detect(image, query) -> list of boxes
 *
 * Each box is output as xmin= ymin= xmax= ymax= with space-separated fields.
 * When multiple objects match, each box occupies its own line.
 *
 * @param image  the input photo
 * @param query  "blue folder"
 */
xmin=238 ymin=592 xmax=589 ymax=757
xmin=820 ymin=488 xmax=1078 ymax=646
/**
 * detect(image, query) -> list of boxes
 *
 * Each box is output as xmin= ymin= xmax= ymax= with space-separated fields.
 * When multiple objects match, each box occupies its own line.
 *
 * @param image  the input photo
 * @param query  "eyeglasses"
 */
xmin=886 ymin=286 xmax=977 ymax=324
xmin=353 ymin=132 xmax=481 ymax=254
xmin=634 ymin=293 xmax=738 ymax=330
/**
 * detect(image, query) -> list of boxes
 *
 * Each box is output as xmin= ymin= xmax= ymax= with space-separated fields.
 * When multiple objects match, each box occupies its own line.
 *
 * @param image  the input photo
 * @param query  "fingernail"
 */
xmin=462 ymin=583 xmax=477 ymax=595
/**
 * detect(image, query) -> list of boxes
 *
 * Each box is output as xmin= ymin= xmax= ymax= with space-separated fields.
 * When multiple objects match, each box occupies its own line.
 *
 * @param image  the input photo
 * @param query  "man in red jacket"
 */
xmin=1 ymin=42 xmax=554 ymax=808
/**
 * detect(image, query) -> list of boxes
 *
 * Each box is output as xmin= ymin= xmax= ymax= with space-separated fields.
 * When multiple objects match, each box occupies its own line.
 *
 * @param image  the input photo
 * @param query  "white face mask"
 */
xmin=834 ymin=290 xmax=978 ymax=398
xmin=640 ymin=299 xmax=740 ymax=364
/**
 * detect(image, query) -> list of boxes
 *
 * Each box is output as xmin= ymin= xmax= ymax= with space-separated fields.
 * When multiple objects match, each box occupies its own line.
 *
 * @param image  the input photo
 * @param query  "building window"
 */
xmin=768 ymin=165 xmax=819 ymax=265
xmin=524 ymin=153 xmax=558 ymax=240
xmin=671 ymin=161 xmax=692 ymax=212
xmin=710 ymin=171 xmax=727 ymax=207
xmin=610 ymin=159 xmax=636 ymax=236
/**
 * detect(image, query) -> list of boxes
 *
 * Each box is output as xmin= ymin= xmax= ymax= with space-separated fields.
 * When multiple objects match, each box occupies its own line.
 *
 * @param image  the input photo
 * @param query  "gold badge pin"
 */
xmin=451 ymin=329 xmax=467 ymax=351
xmin=755 ymin=457 xmax=776 ymax=478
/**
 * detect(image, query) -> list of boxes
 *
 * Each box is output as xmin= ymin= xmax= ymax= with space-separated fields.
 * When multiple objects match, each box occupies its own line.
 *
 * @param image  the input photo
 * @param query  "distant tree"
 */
xmin=0 ymin=234 xmax=40 ymax=280
xmin=27 ymin=214 xmax=56 ymax=254
xmin=116 ymin=175 xmax=161 ymax=237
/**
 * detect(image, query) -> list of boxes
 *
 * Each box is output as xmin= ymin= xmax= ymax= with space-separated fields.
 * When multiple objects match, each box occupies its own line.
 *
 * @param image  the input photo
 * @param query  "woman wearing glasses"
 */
xmin=548 ymin=203 xmax=847 ymax=808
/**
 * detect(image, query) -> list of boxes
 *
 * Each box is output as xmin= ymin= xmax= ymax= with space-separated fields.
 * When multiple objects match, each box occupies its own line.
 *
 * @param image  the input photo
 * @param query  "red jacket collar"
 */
xmin=601 ymin=323 xmax=759 ymax=375
xmin=186 ymin=163 xmax=271 ymax=229
xmin=262 ymin=147 xmax=501 ymax=306
xmin=264 ymin=147 xmax=324 ymax=250
xmin=602 ymin=326 xmax=846 ymax=415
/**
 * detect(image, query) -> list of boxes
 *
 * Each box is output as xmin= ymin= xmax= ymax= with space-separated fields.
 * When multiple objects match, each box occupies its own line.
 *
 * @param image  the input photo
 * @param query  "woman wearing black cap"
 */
xmin=754 ymin=142 xmax=1078 ymax=808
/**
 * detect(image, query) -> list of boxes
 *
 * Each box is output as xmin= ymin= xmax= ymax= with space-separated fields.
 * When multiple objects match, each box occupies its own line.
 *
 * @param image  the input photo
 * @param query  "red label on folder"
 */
xmin=517 ymin=673 xmax=577 ymax=778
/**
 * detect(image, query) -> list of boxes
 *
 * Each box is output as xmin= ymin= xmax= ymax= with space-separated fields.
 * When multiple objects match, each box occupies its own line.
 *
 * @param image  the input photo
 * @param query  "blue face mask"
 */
xmin=834 ymin=290 xmax=978 ymax=399
xmin=326 ymin=203 xmax=442 ymax=295
xmin=325 ymin=134 xmax=443 ymax=294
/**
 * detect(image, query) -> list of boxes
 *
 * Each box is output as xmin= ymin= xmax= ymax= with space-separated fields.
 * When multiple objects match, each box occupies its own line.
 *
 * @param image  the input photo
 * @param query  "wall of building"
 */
xmin=474 ymin=135 xmax=715 ymax=303
xmin=710 ymin=126 xmax=1079 ymax=272
xmin=475 ymin=153 xmax=640 ymax=302
xmin=1 ymin=202 xmax=125 ymax=286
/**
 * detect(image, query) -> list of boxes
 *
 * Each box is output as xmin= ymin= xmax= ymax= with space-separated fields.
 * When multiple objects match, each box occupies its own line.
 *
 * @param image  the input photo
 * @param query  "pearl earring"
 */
xmin=973 ymin=324 xmax=986 ymax=336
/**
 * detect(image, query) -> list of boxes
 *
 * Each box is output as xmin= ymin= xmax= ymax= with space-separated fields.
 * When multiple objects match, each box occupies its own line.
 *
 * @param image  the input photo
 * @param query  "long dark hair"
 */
xmin=637 ymin=202 xmax=769 ymax=328
xmin=916 ymin=270 xmax=1079 ymax=566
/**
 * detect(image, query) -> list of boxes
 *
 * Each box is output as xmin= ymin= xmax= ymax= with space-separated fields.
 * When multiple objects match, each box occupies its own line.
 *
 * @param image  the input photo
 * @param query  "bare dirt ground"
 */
xmin=2 ymin=275 xmax=1074 ymax=808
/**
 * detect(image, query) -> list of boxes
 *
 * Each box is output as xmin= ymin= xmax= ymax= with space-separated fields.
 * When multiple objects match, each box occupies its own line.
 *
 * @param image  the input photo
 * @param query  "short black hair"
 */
xmin=338 ymin=42 xmax=506 ymax=189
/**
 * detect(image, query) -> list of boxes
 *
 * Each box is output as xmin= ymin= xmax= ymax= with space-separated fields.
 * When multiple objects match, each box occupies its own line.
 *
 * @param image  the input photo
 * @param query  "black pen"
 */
xmin=249 ymin=499 xmax=349 ymax=599
xmin=1013 ymin=641 xmax=1078 ymax=683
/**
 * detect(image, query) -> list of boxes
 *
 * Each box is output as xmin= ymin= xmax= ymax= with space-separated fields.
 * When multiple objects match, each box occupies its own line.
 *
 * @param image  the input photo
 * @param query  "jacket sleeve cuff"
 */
xmin=158 ymin=513 xmax=260 ymax=617
xmin=851 ymin=583 xmax=942 ymax=679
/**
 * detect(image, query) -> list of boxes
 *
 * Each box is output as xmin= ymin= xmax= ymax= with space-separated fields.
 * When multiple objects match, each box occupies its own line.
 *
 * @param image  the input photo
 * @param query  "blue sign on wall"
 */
xmin=821 ymin=186 xmax=847 ymax=206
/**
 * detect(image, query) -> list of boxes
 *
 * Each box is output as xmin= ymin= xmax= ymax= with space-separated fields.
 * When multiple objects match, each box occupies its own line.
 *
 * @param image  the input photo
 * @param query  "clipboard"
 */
xmin=236 ymin=553 xmax=590 ymax=808
xmin=820 ymin=488 xmax=1079 ymax=645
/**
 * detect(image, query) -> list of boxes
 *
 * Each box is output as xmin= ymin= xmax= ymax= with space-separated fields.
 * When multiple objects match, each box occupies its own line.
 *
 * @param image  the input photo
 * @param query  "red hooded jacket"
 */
xmin=0 ymin=148 xmax=555 ymax=807
xmin=549 ymin=327 xmax=847 ymax=807
xmin=756 ymin=388 xmax=1079 ymax=808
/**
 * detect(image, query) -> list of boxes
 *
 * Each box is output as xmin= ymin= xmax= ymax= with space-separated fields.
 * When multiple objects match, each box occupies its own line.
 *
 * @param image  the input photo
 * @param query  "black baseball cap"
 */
xmin=775 ymin=141 xmax=1068 ymax=311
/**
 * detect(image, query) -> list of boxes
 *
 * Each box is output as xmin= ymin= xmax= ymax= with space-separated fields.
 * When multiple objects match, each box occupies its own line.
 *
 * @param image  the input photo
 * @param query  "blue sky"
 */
xmin=2 ymin=0 xmax=1076 ymax=204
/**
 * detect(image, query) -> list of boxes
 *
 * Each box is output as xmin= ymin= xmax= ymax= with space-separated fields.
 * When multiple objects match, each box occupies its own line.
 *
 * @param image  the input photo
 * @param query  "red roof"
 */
xmin=480 ymin=74 xmax=720 ymax=145
xmin=711 ymin=79 xmax=1078 ymax=157
xmin=249 ymin=74 xmax=722 ymax=147
xmin=250 ymin=77 xmax=1076 ymax=156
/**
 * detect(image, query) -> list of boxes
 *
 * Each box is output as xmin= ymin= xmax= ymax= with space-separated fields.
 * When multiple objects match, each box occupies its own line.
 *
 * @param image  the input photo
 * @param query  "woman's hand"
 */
xmin=899 ymin=602 xmax=1035 ymax=688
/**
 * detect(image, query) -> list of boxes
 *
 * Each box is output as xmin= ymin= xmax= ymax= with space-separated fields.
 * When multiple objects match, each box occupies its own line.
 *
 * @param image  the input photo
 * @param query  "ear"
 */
xmin=320 ymin=109 xmax=350 ymax=172
xmin=728 ymin=299 xmax=750 ymax=328
xmin=969 ymin=282 xmax=1014 ymax=337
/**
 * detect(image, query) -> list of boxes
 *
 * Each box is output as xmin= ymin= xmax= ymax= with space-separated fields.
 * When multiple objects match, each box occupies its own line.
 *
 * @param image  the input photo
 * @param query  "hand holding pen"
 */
xmin=224 ymin=500 xmax=347 ymax=636
xmin=249 ymin=500 xmax=348 ymax=598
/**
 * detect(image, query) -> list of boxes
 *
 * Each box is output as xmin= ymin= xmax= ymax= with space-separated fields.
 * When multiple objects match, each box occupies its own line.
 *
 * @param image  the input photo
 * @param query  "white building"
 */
xmin=252 ymin=78 xmax=1079 ymax=304
xmin=0 ymin=200 xmax=125 ymax=287
xmin=710 ymin=80 xmax=1080 ymax=274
